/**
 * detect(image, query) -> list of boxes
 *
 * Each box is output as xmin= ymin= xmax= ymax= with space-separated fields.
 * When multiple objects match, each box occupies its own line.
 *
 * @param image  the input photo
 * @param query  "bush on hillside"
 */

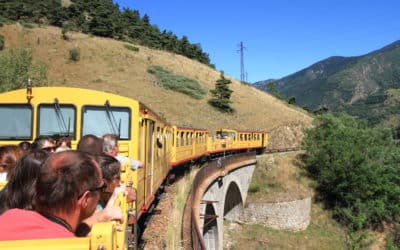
xmin=0 ymin=34 xmax=4 ymax=50
xmin=0 ymin=47 xmax=47 ymax=92
xmin=302 ymin=113 xmax=400 ymax=231
xmin=147 ymin=65 xmax=206 ymax=99
xmin=69 ymin=47 xmax=80 ymax=62
xmin=124 ymin=44 xmax=139 ymax=52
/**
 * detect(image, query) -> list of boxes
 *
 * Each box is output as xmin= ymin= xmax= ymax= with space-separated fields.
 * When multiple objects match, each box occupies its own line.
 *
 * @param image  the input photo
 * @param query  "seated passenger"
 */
xmin=102 ymin=134 xmax=144 ymax=170
xmin=31 ymin=136 xmax=56 ymax=153
xmin=18 ymin=141 xmax=31 ymax=152
xmin=0 ymin=151 xmax=104 ymax=240
xmin=0 ymin=145 xmax=24 ymax=182
xmin=78 ymin=154 xmax=130 ymax=236
xmin=0 ymin=150 xmax=50 ymax=215
xmin=56 ymin=136 xmax=72 ymax=152
xmin=96 ymin=154 xmax=136 ymax=207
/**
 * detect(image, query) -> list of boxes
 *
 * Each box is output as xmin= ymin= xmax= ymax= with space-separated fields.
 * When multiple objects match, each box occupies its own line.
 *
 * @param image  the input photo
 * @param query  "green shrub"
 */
xmin=248 ymin=183 xmax=260 ymax=193
xmin=0 ymin=47 xmax=47 ymax=92
xmin=124 ymin=44 xmax=139 ymax=52
xmin=147 ymin=65 xmax=206 ymax=99
xmin=69 ymin=48 xmax=80 ymax=62
xmin=61 ymin=27 xmax=69 ymax=41
xmin=21 ymin=21 xmax=35 ymax=29
xmin=0 ymin=34 xmax=4 ymax=50
xmin=303 ymin=113 xmax=400 ymax=231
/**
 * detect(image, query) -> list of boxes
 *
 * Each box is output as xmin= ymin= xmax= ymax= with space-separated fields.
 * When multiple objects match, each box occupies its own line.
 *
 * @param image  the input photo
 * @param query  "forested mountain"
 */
xmin=254 ymin=40 xmax=400 ymax=127
xmin=0 ymin=0 xmax=212 ymax=66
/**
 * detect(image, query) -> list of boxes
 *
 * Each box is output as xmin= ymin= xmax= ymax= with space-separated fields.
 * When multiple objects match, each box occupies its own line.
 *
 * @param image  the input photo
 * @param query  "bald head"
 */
xmin=35 ymin=150 xmax=102 ymax=214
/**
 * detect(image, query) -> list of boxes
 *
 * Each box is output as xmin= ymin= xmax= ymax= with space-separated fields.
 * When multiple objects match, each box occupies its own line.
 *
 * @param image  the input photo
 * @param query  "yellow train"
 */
xmin=0 ymin=86 xmax=268 ymax=249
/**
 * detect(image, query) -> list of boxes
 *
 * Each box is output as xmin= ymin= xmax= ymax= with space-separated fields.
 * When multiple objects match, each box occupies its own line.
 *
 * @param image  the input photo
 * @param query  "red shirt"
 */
xmin=0 ymin=209 xmax=74 ymax=240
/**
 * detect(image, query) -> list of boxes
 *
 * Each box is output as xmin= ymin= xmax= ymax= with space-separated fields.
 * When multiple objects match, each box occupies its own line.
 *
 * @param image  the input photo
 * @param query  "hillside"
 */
xmin=254 ymin=40 xmax=400 ymax=127
xmin=0 ymin=24 xmax=313 ymax=149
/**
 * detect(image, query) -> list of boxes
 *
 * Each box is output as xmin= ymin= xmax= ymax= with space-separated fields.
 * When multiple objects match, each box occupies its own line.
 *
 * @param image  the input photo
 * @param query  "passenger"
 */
xmin=77 ymin=134 xmax=103 ymax=155
xmin=0 ymin=150 xmax=50 ymax=214
xmin=77 ymin=154 xmax=127 ymax=236
xmin=96 ymin=154 xmax=136 ymax=208
xmin=0 ymin=151 xmax=104 ymax=240
xmin=56 ymin=136 xmax=72 ymax=148
xmin=31 ymin=136 xmax=56 ymax=153
xmin=56 ymin=136 xmax=72 ymax=152
xmin=102 ymin=133 xmax=144 ymax=170
xmin=0 ymin=145 xmax=24 ymax=181
xmin=18 ymin=141 xmax=31 ymax=152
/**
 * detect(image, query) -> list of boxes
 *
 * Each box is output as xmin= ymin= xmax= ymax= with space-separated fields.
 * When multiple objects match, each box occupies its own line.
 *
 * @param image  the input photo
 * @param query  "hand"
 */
xmin=126 ymin=186 xmax=136 ymax=202
xmin=100 ymin=205 xmax=124 ymax=224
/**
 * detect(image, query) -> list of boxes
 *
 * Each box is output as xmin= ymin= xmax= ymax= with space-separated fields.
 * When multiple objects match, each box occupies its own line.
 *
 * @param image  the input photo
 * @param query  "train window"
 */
xmin=181 ymin=132 xmax=185 ymax=146
xmin=0 ymin=104 xmax=32 ymax=140
xmin=38 ymin=104 xmax=76 ymax=138
xmin=82 ymin=106 xmax=131 ymax=139
xmin=176 ymin=132 xmax=180 ymax=147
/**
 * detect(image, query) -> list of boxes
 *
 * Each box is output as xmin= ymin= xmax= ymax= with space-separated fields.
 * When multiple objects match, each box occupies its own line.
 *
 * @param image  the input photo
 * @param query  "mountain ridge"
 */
xmin=254 ymin=39 xmax=400 ymax=127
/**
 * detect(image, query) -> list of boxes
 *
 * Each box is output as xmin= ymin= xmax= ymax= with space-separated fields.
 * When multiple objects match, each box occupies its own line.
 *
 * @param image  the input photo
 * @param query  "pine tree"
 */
xmin=209 ymin=72 xmax=234 ymax=113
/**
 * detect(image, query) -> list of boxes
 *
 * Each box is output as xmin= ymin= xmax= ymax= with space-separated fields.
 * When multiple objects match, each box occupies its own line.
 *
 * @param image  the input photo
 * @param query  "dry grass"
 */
xmin=248 ymin=152 xmax=313 ymax=203
xmin=0 ymin=24 xmax=313 ymax=147
xmin=226 ymin=151 xmax=347 ymax=249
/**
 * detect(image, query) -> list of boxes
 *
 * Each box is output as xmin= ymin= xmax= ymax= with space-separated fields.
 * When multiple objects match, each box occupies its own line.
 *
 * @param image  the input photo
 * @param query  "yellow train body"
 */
xmin=0 ymin=86 xmax=268 ymax=249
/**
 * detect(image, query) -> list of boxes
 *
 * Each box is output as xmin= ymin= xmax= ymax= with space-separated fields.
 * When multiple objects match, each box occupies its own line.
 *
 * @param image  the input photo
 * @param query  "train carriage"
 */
xmin=0 ymin=86 xmax=164 ymax=249
xmin=0 ymin=85 xmax=268 ymax=249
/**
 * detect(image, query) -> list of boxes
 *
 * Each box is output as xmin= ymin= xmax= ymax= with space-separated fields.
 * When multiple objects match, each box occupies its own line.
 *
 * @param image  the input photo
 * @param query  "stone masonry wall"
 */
xmin=240 ymin=197 xmax=311 ymax=231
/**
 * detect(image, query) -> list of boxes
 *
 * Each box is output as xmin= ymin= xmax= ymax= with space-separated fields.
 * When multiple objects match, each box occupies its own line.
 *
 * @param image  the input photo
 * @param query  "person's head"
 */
xmin=102 ymin=134 xmax=119 ymax=156
xmin=35 ymin=151 xmax=104 ymax=226
xmin=0 ymin=150 xmax=50 ymax=214
xmin=0 ymin=145 xmax=24 ymax=179
xmin=18 ymin=141 xmax=31 ymax=152
xmin=77 ymin=134 xmax=103 ymax=155
xmin=96 ymin=153 xmax=121 ymax=193
xmin=56 ymin=137 xmax=71 ymax=148
xmin=31 ymin=136 xmax=56 ymax=153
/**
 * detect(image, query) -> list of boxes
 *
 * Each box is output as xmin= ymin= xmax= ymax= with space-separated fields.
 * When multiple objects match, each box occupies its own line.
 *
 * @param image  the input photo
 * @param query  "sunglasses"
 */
xmin=42 ymin=146 xmax=57 ymax=152
xmin=89 ymin=182 xmax=107 ymax=193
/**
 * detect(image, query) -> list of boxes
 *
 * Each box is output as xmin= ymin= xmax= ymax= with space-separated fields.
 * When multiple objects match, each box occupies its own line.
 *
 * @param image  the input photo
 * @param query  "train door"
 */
xmin=143 ymin=119 xmax=155 ymax=201
xmin=138 ymin=119 xmax=147 ymax=210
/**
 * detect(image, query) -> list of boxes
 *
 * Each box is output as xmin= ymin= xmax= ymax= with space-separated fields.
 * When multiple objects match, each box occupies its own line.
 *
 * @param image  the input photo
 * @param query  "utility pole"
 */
xmin=238 ymin=41 xmax=246 ymax=84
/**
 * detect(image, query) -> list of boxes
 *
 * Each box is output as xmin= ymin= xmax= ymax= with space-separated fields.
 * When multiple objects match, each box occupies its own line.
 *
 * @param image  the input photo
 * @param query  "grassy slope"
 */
xmin=0 ymin=24 xmax=312 ymax=147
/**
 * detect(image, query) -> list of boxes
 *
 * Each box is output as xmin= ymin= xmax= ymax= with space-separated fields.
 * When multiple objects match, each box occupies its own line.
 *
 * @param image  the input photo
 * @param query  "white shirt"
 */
xmin=115 ymin=155 xmax=140 ymax=170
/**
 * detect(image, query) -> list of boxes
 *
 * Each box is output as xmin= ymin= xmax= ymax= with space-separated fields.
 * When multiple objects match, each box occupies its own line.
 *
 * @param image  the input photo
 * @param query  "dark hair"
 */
xmin=77 ymin=134 xmax=103 ymax=155
xmin=96 ymin=153 xmax=121 ymax=181
xmin=35 ymin=150 xmax=101 ymax=214
xmin=0 ymin=150 xmax=50 ymax=214
xmin=0 ymin=145 xmax=24 ymax=179
xmin=18 ymin=141 xmax=31 ymax=151
xmin=56 ymin=137 xmax=71 ymax=148
xmin=31 ymin=136 xmax=55 ymax=150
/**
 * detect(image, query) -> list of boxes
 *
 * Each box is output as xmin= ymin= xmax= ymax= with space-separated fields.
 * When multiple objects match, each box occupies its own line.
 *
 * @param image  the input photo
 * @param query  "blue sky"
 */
xmin=114 ymin=0 xmax=400 ymax=83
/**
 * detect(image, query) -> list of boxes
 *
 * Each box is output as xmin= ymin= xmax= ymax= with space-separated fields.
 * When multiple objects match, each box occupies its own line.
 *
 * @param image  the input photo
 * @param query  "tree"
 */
xmin=209 ymin=72 xmax=234 ymax=113
xmin=0 ymin=48 xmax=47 ymax=92
xmin=266 ymin=81 xmax=284 ymax=100
xmin=302 ymin=113 xmax=400 ymax=230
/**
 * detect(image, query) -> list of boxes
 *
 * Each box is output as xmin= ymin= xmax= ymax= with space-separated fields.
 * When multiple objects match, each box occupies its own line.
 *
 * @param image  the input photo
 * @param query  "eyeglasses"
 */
xmin=42 ymin=146 xmax=57 ymax=152
xmin=88 ymin=182 xmax=107 ymax=193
